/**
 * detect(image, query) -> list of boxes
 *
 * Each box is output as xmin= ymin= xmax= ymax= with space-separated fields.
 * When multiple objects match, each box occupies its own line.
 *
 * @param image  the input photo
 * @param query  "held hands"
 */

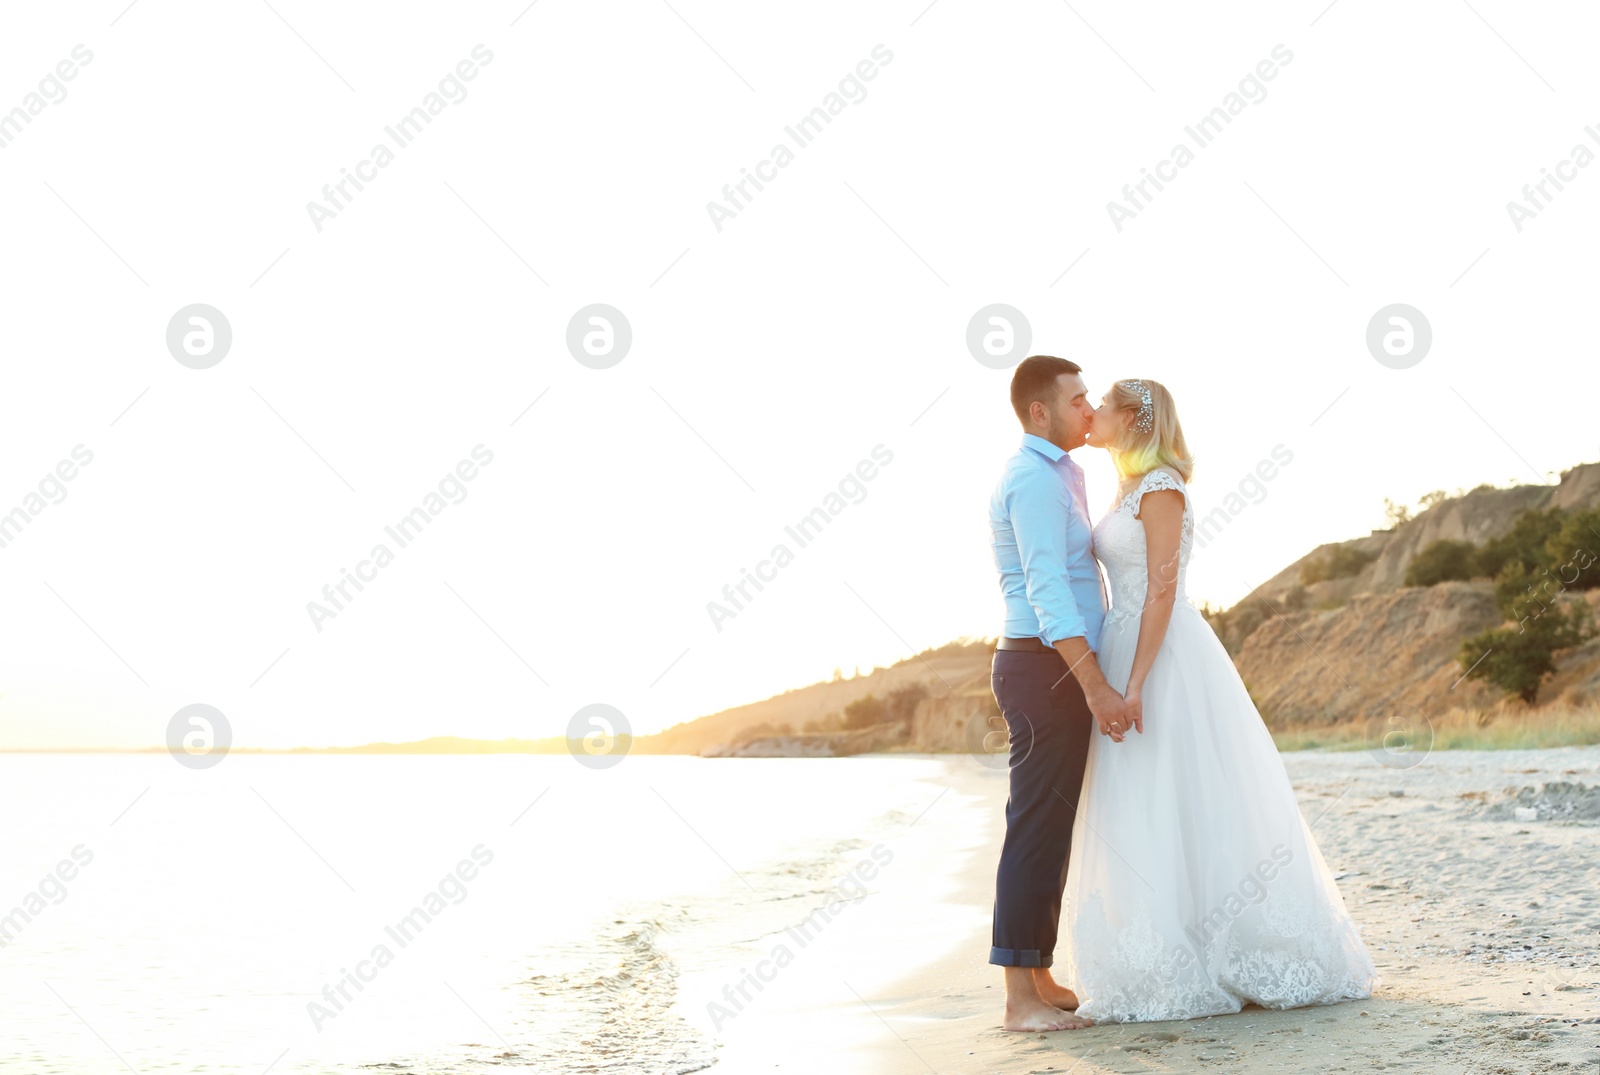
xmin=1048 ymin=637 xmax=1143 ymax=744
xmin=1088 ymin=685 xmax=1143 ymax=743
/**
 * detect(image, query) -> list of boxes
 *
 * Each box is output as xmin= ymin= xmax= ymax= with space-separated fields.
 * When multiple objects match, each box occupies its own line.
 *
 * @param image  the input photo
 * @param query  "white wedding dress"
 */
xmin=1061 ymin=467 xmax=1379 ymax=1023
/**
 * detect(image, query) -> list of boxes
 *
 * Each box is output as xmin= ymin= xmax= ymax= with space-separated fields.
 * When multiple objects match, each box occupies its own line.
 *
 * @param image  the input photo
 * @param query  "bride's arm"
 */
xmin=1122 ymin=487 xmax=1185 ymax=735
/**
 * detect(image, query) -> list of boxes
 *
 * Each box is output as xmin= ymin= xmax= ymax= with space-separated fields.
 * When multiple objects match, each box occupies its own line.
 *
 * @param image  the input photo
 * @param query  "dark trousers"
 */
xmin=989 ymin=648 xmax=1094 ymax=968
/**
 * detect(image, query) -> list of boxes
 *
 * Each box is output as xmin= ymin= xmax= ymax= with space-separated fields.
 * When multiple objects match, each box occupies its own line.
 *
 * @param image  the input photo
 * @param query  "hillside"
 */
xmin=1233 ymin=461 xmax=1600 ymax=611
xmin=1233 ymin=582 xmax=1600 ymax=726
xmin=656 ymin=461 xmax=1600 ymax=757
xmin=637 ymin=640 xmax=993 ymax=756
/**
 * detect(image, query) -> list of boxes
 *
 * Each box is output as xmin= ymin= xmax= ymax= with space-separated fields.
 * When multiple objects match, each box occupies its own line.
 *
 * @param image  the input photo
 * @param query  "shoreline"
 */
xmin=14 ymin=708 xmax=1600 ymax=759
xmin=661 ymin=754 xmax=1001 ymax=1073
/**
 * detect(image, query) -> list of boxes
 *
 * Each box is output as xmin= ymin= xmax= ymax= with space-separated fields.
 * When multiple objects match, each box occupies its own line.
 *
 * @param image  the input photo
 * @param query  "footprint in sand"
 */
xmin=1116 ymin=1030 xmax=1182 ymax=1052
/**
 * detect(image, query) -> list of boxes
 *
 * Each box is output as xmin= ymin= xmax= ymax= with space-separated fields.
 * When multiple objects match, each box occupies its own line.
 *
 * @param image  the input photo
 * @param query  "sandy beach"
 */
xmin=780 ymin=747 xmax=1600 ymax=1074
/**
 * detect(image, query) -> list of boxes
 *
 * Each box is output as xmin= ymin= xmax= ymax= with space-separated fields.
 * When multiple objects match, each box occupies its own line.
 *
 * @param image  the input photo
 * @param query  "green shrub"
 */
xmin=1473 ymin=507 xmax=1566 ymax=579
xmin=1299 ymin=545 xmax=1376 ymax=585
xmin=1406 ymin=539 xmax=1478 ymax=586
xmin=842 ymin=693 xmax=888 ymax=730
xmin=1460 ymin=535 xmax=1596 ymax=705
xmin=1458 ymin=600 xmax=1593 ymax=704
xmin=1543 ymin=508 xmax=1600 ymax=591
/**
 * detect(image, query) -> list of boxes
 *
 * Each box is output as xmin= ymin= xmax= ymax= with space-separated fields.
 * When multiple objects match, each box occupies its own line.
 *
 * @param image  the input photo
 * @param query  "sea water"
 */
xmin=0 ymin=752 xmax=980 ymax=1073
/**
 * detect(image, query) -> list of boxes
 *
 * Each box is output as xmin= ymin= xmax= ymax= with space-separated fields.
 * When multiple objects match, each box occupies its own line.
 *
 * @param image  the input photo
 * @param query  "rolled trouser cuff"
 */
xmin=990 ymin=945 xmax=1051 ymax=968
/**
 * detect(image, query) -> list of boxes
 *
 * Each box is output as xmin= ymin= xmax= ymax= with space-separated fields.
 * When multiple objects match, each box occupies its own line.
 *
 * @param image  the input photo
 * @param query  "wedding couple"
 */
xmin=986 ymin=356 xmax=1379 ymax=1030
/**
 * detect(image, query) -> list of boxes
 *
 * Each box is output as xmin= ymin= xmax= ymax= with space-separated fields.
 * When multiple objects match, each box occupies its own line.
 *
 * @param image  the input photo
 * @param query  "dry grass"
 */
xmin=1271 ymin=701 xmax=1600 ymax=753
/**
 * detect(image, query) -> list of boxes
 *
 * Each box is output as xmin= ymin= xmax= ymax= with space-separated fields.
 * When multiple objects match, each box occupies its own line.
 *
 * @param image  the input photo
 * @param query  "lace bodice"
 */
xmin=1091 ymin=468 xmax=1194 ymax=625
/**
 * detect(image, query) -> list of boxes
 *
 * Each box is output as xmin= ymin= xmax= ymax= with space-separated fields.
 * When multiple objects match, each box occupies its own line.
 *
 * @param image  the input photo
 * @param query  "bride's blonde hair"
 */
xmin=1106 ymin=378 xmax=1194 ymax=483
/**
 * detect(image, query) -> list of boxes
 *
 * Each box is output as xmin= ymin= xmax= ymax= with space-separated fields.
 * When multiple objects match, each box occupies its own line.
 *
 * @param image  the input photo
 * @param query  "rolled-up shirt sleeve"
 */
xmin=1005 ymin=463 xmax=1087 ymax=644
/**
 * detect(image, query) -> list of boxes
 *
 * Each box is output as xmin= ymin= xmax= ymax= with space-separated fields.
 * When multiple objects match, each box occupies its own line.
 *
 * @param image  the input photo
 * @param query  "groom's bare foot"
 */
xmin=1001 ymin=967 xmax=1091 ymax=1031
xmin=1032 ymin=968 xmax=1080 ymax=1011
xmin=1003 ymin=997 xmax=1091 ymax=1031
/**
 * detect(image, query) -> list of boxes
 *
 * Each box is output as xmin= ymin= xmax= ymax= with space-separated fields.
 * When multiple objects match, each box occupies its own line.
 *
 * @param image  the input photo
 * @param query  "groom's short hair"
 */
xmin=1010 ymin=355 xmax=1082 ymax=424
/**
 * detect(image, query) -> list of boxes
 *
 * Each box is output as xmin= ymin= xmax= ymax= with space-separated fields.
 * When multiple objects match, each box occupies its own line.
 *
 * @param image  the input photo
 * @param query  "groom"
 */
xmin=987 ymin=355 xmax=1131 ymax=1032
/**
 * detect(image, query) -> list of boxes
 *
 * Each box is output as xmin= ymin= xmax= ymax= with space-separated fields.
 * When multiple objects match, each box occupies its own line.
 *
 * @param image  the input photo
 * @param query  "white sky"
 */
xmin=2 ymin=0 xmax=1597 ymax=748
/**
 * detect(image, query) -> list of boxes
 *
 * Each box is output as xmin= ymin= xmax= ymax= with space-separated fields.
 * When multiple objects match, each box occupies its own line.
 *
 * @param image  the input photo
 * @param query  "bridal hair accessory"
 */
xmin=1120 ymin=379 xmax=1154 ymax=434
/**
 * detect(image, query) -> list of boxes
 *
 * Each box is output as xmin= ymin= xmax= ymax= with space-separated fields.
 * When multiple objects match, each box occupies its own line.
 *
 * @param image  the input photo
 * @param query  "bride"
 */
xmin=1060 ymin=378 xmax=1380 ymax=1023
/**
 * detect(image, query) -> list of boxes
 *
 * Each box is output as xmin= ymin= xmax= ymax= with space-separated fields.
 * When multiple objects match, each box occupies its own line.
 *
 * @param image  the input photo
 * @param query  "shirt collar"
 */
xmin=1021 ymin=433 xmax=1069 ymax=464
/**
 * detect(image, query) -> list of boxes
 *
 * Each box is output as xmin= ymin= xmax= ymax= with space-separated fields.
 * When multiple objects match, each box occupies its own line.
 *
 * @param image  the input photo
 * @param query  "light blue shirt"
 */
xmin=989 ymin=434 xmax=1107 ymax=649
